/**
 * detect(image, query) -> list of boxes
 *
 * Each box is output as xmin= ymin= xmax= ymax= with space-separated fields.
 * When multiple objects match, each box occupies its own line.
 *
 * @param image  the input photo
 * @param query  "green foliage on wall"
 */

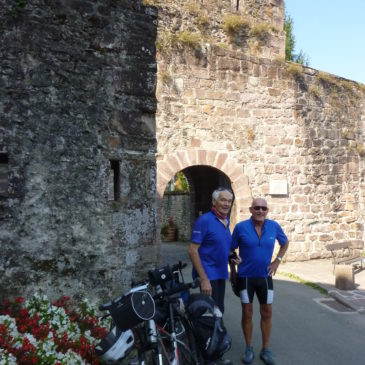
xmin=284 ymin=11 xmax=309 ymax=66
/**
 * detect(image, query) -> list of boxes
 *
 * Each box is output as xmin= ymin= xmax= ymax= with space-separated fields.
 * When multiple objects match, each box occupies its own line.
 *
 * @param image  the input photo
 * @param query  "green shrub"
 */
xmin=176 ymin=31 xmax=202 ymax=50
xmin=286 ymin=62 xmax=303 ymax=78
xmin=222 ymin=14 xmax=249 ymax=36
xmin=160 ymin=70 xmax=172 ymax=85
xmin=198 ymin=15 xmax=209 ymax=31
xmin=161 ymin=223 xmax=168 ymax=235
xmin=249 ymin=22 xmax=271 ymax=40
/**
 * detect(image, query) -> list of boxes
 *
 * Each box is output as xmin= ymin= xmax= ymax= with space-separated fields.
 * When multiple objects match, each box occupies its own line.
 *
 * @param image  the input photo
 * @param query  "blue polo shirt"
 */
xmin=232 ymin=217 xmax=288 ymax=277
xmin=191 ymin=211 xmax=232 ymax=280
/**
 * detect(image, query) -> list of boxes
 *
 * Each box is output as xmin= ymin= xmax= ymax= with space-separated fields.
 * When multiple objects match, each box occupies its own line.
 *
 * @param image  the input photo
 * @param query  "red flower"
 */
xmin=15 ymin=297 xmax=24 ymax=304
xmin=0 ymin=295 xmax=108 ymax=365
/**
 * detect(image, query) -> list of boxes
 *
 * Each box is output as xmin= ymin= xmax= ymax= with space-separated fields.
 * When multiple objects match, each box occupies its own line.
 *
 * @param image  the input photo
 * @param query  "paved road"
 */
xmin=161 ymin=242 xmax=365 ymax=365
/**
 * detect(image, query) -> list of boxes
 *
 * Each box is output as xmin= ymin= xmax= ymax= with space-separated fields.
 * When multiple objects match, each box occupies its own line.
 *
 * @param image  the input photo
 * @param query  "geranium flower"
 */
xmin=0 ymin=295 xmax=110 ymax=364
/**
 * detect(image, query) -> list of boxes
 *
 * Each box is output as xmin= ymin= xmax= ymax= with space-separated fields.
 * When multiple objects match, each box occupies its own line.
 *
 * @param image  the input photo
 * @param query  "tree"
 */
xmin=165 ymin=172 xmax=190 ymax=193
xmin=284 ymin=12 xmax=310 ymax=66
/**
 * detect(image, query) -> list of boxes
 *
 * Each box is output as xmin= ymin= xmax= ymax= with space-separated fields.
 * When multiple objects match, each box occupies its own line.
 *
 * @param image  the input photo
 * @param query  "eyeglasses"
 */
xmin=252 ymin=206 xmax=268 ymax=211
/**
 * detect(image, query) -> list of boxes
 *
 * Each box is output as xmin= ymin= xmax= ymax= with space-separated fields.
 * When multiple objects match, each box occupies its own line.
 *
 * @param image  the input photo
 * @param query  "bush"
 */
xmin=222 ymin=14 xmax=249 ymax=36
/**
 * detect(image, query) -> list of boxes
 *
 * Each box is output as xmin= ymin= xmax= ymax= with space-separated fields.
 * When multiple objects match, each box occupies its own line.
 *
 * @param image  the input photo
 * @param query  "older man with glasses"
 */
xmin=232 ymin=198 xmax=289 ymax=365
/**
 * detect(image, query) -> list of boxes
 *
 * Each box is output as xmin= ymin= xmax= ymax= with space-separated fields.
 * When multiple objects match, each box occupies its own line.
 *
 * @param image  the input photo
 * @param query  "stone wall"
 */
xmin=162 ymin=192 xmax=191 ymax=241
xmin=0 ymin=0 xmax=158 ymax=303
xmin=155 ymin=0 xmax=365 ymax=261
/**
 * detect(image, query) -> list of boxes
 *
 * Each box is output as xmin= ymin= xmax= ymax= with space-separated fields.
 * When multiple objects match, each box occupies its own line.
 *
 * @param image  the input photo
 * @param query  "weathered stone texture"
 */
xmin=0 ymin=0 xmax=157 ymax=303
xmin=162 ymin=193 xmax=191 ymax=241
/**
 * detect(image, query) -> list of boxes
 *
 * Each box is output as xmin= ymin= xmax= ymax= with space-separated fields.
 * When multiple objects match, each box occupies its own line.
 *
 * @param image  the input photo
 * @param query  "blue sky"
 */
xmin=284 ymin=0 xmax=365 ymax=84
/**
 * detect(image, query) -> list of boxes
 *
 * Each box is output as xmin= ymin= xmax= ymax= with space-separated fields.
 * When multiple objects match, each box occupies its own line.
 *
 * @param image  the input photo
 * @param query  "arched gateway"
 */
xmin=156 ymin=149 xmax=252 ymax=244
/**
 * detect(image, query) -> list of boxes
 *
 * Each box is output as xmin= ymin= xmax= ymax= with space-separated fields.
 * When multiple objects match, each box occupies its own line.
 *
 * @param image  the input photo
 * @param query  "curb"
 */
xmin=328 ymin=290 xmax=365 ymax=314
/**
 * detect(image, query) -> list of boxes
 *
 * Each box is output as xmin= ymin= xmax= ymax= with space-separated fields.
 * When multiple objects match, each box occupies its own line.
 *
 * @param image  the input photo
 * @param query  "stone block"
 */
xmin=335 ymin=265 xmax=355 ymax=290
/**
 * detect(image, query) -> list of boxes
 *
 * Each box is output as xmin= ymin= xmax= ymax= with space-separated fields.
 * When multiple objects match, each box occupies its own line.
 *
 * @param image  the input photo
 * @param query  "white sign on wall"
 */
xmin=269 ymin=180 xmax=288 ymax=195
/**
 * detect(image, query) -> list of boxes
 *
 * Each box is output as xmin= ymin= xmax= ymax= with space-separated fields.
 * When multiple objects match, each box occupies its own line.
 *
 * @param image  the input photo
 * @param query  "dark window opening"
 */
xmin=109 ymin=160 xmax=120 ymax=201
xmin=0 ymin=153 xmax=9 ymax=198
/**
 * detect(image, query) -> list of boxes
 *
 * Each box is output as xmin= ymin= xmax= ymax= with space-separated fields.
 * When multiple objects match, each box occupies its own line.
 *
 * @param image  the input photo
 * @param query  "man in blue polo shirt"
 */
xmin=188 ymin=187 xmax=235 ymax=312
xmin=232 ymin=198 xmax=289 ymax=365
xmin=188 ymin=187 xmax=240 ymax=365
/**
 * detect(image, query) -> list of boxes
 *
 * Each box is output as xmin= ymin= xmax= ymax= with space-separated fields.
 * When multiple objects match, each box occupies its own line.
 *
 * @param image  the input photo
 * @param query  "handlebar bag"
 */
xmin=109 ymin=291 xmax=155 ymax=331
xmin=186 ymin=293 xmax=232 ymax=362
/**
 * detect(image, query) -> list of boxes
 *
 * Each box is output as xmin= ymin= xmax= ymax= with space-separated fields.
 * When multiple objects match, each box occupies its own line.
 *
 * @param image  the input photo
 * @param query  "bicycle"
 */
xmin=97 ymin=262 xmax=205 ymax=365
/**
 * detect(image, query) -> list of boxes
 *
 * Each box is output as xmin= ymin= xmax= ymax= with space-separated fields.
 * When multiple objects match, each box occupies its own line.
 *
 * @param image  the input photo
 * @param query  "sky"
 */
xmin=284 ymin=0 xmax=365 ymax=84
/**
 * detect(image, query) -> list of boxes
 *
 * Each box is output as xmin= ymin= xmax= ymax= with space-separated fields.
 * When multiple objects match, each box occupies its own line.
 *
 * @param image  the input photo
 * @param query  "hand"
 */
xmin=268 ymin=259 xmax=280 ymax=276
xmin=229 ymin=252 xmax=242 ymax=265
xmin=231 ymin=254 xmax=242 ymax=265
xmin=200 ymin=278 xmax=212 ymax=296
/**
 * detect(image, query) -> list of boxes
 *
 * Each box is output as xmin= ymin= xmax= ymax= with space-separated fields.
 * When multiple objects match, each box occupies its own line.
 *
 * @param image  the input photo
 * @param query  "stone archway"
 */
xmin=156 ymin=149 xmax=252 ymax=248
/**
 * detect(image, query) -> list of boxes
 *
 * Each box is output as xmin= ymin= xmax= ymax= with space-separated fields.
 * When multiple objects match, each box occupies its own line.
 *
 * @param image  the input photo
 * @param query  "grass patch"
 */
xmin=249 ymin=22 xmax=271 ymax=40
xmin=176 ymin=30 xmax=202 ymax=50
xmin=278 ymin=271 xmax=328 ymax=296
xmin=142 ymin=0 xmax=158 ymax=5
xmin=356 ymin=143 xmax=365 ymax=157
xmin=160 ymin=70 xmax=172 ymax=85
xmin=222 ymin=14 xmax=249 ymax=36
xmin=308 ymin=85 xmax=321 ymax=99
xmin=317 ymin=71 xmax=340 ymax=88
xmin=197 ymin=15 xmax=209 ymax=31
xmin=187 ymin=1 xmax=200 ymax=15
xmin=286 ymin=62 xmax=303 ymax=78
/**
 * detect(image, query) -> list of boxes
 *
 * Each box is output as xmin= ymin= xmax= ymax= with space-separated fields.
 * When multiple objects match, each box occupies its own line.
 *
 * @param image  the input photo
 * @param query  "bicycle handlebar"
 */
xmin=99 ymin=262 xmax=194 ymax=312
xmin=153 ymin=278 xmax=200 ymax=301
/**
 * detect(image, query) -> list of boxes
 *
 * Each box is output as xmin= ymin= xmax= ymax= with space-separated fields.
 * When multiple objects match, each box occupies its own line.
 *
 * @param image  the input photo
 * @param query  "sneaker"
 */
xmin=242 ymin=346 xmax=254 ymax=364
xmin=260 ymin=348 xmax=276 ymax=365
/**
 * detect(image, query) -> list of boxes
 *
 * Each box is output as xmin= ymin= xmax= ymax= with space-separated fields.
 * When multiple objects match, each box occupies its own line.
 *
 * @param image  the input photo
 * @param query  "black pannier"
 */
xmin=187 ymin=293 xmax=232 ymax=362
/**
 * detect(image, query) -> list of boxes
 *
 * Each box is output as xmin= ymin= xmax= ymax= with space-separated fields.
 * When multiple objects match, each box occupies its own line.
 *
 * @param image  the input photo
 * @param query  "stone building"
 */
xmin=0 ymin=0 xmax=364 ymax=303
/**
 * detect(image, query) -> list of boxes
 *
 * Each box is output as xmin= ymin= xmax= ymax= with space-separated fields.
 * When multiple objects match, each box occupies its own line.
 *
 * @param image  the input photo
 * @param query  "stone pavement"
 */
xmin=277 ymin=258 xmax=365 ymax=314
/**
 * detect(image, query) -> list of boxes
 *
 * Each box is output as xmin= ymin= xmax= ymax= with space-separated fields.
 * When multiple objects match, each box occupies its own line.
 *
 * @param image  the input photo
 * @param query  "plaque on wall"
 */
xmin=269 ymin=180 xmax=288 ymax=195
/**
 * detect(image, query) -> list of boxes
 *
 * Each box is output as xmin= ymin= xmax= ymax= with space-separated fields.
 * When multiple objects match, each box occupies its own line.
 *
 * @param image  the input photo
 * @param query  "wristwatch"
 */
xmin=276 ymin=256 xmax=282 ymax=262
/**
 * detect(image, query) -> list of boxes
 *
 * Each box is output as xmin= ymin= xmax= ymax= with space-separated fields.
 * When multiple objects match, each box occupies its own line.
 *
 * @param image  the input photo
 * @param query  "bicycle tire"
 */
xmin=137 ymin=347 xmax=164 ymax=365
xmin=177 ymin=322 xmax=204 ymax=365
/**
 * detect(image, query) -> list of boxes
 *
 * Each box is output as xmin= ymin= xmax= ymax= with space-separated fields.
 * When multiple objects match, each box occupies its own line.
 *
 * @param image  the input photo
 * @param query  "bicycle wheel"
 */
xmin=136 ymin=345 xmax=166 ymax=365
xmin=176 ymin=324 xmax=204 ymax=365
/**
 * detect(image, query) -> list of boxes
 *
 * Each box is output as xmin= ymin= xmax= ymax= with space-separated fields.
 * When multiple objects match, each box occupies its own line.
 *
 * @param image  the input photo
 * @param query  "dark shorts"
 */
xmin=237 ymin=276 xmax=274 ymax=304
xmin=210 ymin=279 xmax=226 ymax=313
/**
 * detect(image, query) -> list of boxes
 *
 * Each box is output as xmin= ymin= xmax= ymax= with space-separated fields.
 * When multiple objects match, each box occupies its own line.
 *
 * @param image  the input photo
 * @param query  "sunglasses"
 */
xmin=252 ymin=206 xmax=268 ymax=211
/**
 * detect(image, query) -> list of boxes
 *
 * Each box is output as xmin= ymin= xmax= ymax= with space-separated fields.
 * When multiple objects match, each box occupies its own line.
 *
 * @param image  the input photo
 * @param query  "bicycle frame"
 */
xmin=135 ymin=300 xmax=201 ymax=365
